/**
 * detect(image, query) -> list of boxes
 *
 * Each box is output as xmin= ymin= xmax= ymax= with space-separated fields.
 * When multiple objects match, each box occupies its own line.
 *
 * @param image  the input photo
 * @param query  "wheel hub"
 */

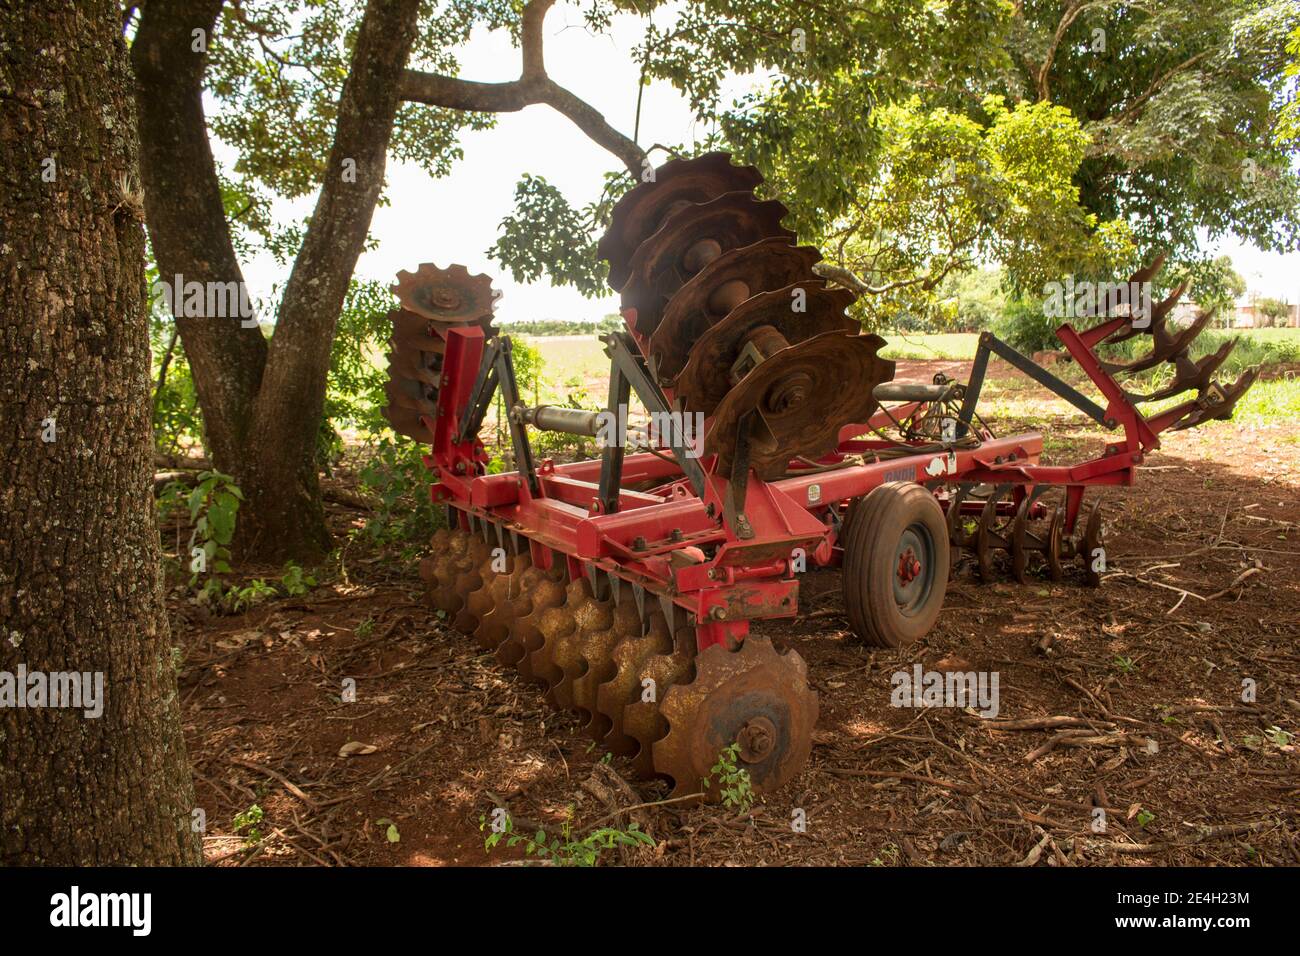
xmin=897 ymin=547 xmax=922 ymax=584
xmin=736 ymin=715 xmax=777 ymax=763
xmin=892 ymin=525 xmax=935 ymax=612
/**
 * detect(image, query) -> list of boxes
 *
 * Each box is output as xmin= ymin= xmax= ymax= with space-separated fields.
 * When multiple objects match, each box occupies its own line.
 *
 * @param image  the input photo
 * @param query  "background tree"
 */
xmin=131 ymin=0 xmax=656 ymax=563
xmin=1006 ymin=0 xmax=1299 ymax=258
xmin=699 ymin=0 xmax=1299 ymax=317
xmin=0 ymin=0 xmax=201 ymax=865
xmin=1278 ymin=21 xmax=1300 ymax=143
xmin=1175 ymin=255 xmax=1247 ymax=325
xmin=1256 ymin=295 xmax=1292 ymax=326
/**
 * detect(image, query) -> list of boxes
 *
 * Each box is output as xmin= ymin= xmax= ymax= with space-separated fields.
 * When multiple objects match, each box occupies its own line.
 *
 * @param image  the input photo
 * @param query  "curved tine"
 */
xmin=1169 ymin=368 xmax=1260 ymax=431
xmin=1103 ymin=309 xmax=1213 ymax=376
xmin=1152 ymin=280 xmax=1191 ymax=324
xmin=1102 ymin=278 xmax=1189 ymax=347
xmin=1129 ymin=251 xmax=1167 ymax=286
xmin=1127 ymin=339 xmax=1236 ymax=403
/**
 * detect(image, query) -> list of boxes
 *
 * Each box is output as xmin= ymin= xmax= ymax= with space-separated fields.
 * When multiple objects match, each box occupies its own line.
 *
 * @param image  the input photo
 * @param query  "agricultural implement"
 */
xmin=381 ymin=153 xmax=1257 ymax=799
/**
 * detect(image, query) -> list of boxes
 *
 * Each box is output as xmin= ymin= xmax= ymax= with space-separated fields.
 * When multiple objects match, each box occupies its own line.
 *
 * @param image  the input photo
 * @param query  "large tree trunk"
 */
xmin=0 ymin=0 xmax=202 ymax=864
xmin=133 ymin=0 xmax=421 ymax=562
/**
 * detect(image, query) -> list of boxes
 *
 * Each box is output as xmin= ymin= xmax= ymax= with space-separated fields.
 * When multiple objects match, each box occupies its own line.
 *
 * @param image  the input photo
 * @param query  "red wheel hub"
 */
xmin=897 ymin=548 xmax=922 ymax=584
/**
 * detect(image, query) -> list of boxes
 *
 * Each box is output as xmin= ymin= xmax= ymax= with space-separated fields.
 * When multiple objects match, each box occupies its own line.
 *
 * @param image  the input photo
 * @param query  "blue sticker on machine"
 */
xmin=883 ymin=466 xmax=915 ymax=484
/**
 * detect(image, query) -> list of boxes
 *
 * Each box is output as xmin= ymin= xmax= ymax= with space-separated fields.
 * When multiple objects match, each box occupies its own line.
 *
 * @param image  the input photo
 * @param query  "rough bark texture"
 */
xmin=133 ymin=0 xmax=421 ymax=561
xmin=0 ymin=0 xmax=202 ymax=864
xmin=131 ymin=0 xmax=267 ymax=468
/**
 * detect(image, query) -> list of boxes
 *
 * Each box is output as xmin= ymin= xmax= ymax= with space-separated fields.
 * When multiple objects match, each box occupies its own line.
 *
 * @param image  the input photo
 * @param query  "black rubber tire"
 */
xmin=843 ymin=482 xmax=950 ymax=648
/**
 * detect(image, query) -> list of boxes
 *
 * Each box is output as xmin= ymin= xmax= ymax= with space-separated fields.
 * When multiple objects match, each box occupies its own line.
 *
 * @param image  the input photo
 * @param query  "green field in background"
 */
xmin=524 ymin=327 xmax=1300 ymax=370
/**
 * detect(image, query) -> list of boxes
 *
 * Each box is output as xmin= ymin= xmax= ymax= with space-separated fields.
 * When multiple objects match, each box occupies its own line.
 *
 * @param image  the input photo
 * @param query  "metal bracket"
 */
xmin=456 ymin=335 xmax=538 ymax=496
xmin=723 ymin=410 xmax=755 ymax=539
xmin=959 ymin=332 xmax=1109 ymax=434
xmin=457 ymin=337 xmax=502 ymax=444
xmin=597 ymin=350 xmax=633 ymax=515
xmin=602 ymin=332 xmax=707 ymax=503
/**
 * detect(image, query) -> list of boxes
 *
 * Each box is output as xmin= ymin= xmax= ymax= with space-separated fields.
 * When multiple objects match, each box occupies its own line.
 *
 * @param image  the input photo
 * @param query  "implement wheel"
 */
xmin=843 ymin=482 xmax=949 ymax=648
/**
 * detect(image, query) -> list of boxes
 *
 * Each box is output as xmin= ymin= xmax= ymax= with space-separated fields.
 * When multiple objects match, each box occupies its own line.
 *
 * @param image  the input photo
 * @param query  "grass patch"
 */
xmin=878 ymin=332 xmax=980 ymax=361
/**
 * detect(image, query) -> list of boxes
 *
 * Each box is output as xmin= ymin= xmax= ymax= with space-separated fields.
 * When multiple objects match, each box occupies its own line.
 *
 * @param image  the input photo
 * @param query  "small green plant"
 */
xmin=280 ymin=560 xmax=317 ymax=596
xmin=706 ymin=743 xmax=755 ymax=813
xmin=479 ymin=811 xmax=654 ymax=867
xmin=1263 ymin=726 xmax=1294 ymax=748
xmin=358 ymin=437 xmax=441 ymax=554
xmin=355 ymin=617 xmax=375 ymax=640
xmin=1135 ymin=808 xmax=1155 ymax=828
xmin=231 ymin=578 xmax=277 ymax=611
xmin=1112 ymin=655 xmax=1137 ymax=675
xmin=869 ymin=843 xmax=901 ymax=866
xmin=233 ymin=803 xmax=264 ymax=845
xmin=184 ymin=470 xmax=242 ymax=592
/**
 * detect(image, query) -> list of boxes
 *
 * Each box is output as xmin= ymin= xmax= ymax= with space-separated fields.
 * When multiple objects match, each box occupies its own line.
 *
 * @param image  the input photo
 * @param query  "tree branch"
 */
xmin=399 ymin=0 xmax=646 ymax=175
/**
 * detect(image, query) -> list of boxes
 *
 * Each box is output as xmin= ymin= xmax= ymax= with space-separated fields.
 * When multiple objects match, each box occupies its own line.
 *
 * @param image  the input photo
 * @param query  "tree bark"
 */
xmin=0 ymin=0 xmax=202 ymax=864
xmin=134 ymin=0 xmax=421 ymax=562
xmin=238 ymin=0 xmax=423 ymax=560
xmin=131 ymin=0 xmax=267 ymax=469
xmin=400 ymin=0 xmax=647 ymax=175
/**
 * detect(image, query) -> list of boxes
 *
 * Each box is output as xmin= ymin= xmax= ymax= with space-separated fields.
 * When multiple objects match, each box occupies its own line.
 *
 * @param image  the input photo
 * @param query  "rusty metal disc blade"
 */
xmin=527 ymin=578 xmax=592 ymax=696
xmin=706 ymin=332 xmax=895 ymax=480
xmin=392 ymin=263 xmax=496 ymax=326
xmin=595 ymin=612 xmax=672 ymax=754
xmin=674 ymin=282 xmax=858 ymax=416
xmin=620 ymin=192 xmax=796 ymax=337
xmin=384 ymin=378 xmax=437 ymax=417
xmin=598 ymin=152 xmax=763 ymax=293
xmin=381 ymin=404 xmax=432 ymax=441
xmin=504 ymin=568 xmax=567 ymax=680
xmin=622 ymin=629 xmax=696 ymax=779
xmin=649 ymin=239 xmax=826 ymax=385
xmin=386 ymin=348 xmax=441 ymax=387
xmin=652 ymin=638 xmax=817 ymax=800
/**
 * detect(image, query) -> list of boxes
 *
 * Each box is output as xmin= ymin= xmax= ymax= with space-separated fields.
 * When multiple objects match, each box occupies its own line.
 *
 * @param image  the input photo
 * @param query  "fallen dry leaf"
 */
xmin=338 ymin=741 xmax=379 ymax=758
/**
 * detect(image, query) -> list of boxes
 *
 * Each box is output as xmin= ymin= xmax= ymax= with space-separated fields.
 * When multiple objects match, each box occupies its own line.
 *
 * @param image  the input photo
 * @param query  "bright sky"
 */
xmin=234 ymin=10 xmax=1300 ymax=316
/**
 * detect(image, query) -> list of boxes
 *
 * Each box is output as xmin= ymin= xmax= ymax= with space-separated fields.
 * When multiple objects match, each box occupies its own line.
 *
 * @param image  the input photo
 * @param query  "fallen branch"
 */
xmin=986 ymin=715 xmax=1117 ymax=732
xmin=1205 ymin=566 xmax=1264 ymax=601
xmin=228 ymin=757 xmax=320 ymax=812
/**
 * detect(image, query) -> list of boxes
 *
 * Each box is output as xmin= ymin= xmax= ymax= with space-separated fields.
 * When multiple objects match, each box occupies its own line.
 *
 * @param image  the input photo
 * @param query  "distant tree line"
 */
xmin=502 ymin=315 xmax=625 ymax=336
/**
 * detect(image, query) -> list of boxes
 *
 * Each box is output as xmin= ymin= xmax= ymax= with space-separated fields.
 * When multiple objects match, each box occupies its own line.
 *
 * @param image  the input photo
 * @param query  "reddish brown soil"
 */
xmin=179 ymin=362 xmax=1299 ymax=867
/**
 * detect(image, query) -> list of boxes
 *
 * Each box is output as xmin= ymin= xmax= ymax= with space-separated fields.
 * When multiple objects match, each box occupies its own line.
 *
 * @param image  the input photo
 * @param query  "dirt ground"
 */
xmin=178 ymin=359 xmax=1299 ymax=867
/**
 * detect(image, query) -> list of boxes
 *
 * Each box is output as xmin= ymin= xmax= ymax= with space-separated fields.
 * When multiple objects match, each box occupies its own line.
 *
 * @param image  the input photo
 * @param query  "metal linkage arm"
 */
xmin=600 ymin=332 xmax=707 ymax=510
xmin=958 ymin=331 xmax=1111 ymax=434
xmin=456 ymin=335 xmax=538 ymax=496
xmin=597 ymin=356 xmax=632 ymax=515
xmin=457 ymin=337 xmax=501 ymax=444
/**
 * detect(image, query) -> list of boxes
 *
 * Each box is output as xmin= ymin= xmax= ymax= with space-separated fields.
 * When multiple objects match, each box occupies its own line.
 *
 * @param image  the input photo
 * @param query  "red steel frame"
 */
xmin=419 ymin=312 xmax=1165 ymax=652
